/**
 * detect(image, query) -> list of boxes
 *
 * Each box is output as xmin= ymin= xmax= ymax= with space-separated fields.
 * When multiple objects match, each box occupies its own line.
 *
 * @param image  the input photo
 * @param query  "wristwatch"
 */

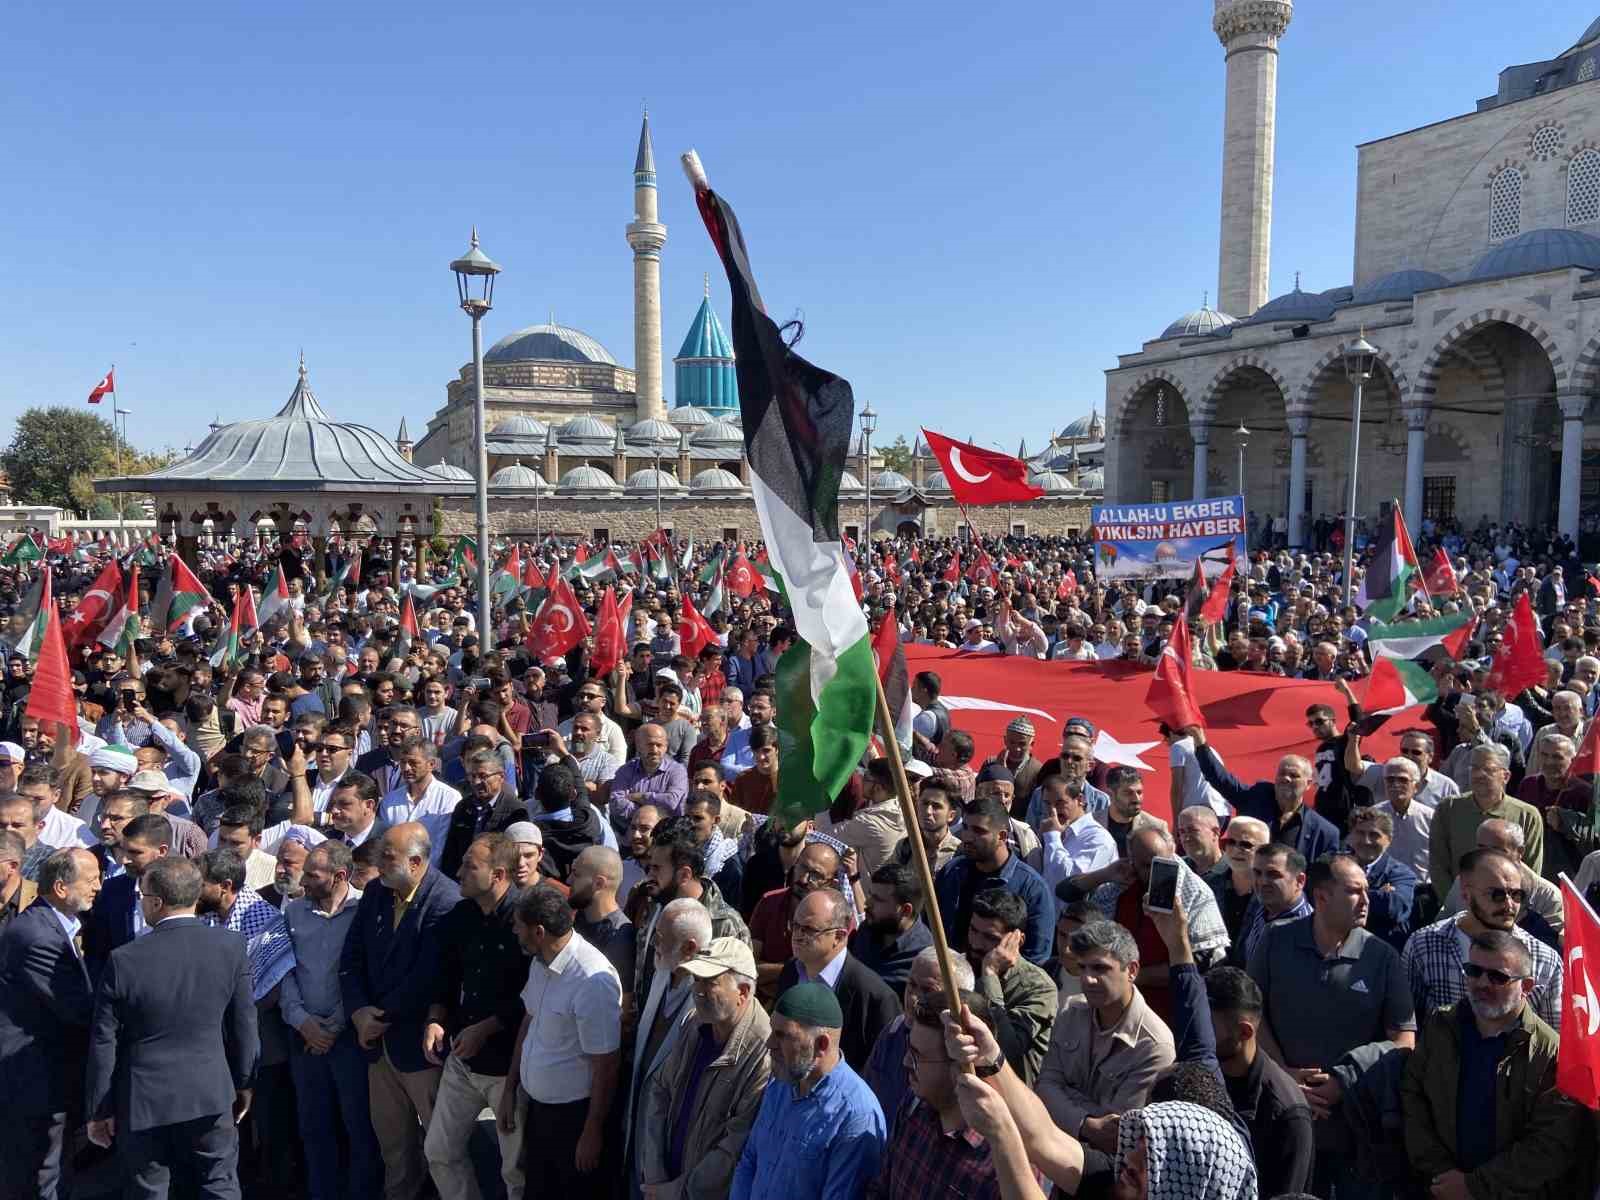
xmin=974 ymin=1050 xmax=1004 ymax=1078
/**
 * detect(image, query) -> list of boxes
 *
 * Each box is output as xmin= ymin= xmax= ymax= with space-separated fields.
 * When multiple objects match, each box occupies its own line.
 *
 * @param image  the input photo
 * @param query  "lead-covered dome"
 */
xmin=1352 ymin=269 xmax=1452 ymax=305
xmin=489 ymin=461 xmax=551 ymax=492
xmin=625 ymin=418 xmax=683 ymax=448
xmin=1161 ymin=305 xmax=1236 ymax=339
xmin=625 ymin=467 xmax=686 ymax=494
xmin=871 ymin=470 xmax=913 ymax=493
xmin=1029 ymin=470 xmax=1081 ymax=494
xmin=556 ymin=465 xmax=621 ymax=495
xmin=428 ymin=463 xmax=475 ymax=481
xmin=1060 ymin=412 xmax=1104 ymax=440
xmin=484 ymin=323 xmax=618 ymax=366
xmin=691 ymin=419 xmax=744 ymax=450
xmin=1467 ymin=228 xmax=1600 ymax=283
xmin=1238 ymin=285 xmax=1337 ymax=327
xmin=554 ymin=415 xmax=617 ymax=445
xmin=691 ymin=468 xmax=747 ymax=495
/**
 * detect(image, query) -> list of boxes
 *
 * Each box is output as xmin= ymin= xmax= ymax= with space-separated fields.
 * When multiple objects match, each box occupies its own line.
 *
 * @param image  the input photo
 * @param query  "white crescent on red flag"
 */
xmin=726 ymin=550 xmax=757 ymax=599
xmin=1147 ymin=612 xmax=1204 ymax=731
xmin=920 ymin=428 xmax=1044 ymax=505
xmin=677 ymin=592 xmax=718 ymax=660
xmin=1423 ymin=547 xmax=1460 ymax=596
xmin=1485 ymin=592 xmax=1546 ymax=697
xmin=87 ymin=369 xmax=115 ymax=405
xmin=525 ymin=576 xmax=590 ymax=664
xmin=591 ymin=586 xmax=625 ymax=678
xmin=62 ymin=561 xmax=125 ymax=660
xmin=1558 ymin=877 xmax=1600 ymax=1109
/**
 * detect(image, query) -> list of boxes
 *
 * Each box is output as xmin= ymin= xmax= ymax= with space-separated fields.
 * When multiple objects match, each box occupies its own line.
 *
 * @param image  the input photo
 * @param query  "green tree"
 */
xmin=880 ymin=434 xmax=913 ymax=475
xmin=3 ymin=407 xmax=117 ymax=510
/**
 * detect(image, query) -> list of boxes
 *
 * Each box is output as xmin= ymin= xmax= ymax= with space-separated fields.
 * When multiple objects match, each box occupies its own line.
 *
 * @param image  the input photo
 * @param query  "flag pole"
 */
xmin=870 ymin=669 xmax=968 ymax=1017
xmin=1397 ymin=498 xmax=1431 ymax=608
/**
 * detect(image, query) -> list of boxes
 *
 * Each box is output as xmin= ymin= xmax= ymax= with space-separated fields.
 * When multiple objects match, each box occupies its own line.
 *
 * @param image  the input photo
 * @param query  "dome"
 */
xmin=625 ymin=468 xmax=686 ymax=494
xmin=669 ymin=405 xmax=712 ymax=428
xmin=871 ymin=470 xmax=913 ymax=492
xmin=1466 ymin=228 xmax=1600 ymax=283
xmin=489 ymin=414 xmax=549 ymax=438
xmin=427 ymin=463 xmax=475 ymax=481
xmin=625 ymin=418 xmax=683 ymax=447
xmin=675 ymin=295 xmax=735 ymax=360
xmin=691 ymin=419 xmax=744 ymax=449
xmin=1077 ymin=468 xmax=1105 ymax=491
xmin=484 ymin=323 xmax=618 ymax=366
xmin=923 ymin=470 xmax=951 ymax=493
xmin=488 ymin=461 xmax=551 ymax=491
xmin=838 ymin=470 xmax=865 ymax=496
xmin=1578 ymin=16 xmax=1600 ymax=48
xmin=1029 ymin=470 xmax=1081 ymax=494
xmin=690 ymin=467 xmax=747 ymax=494
xmin=1161 ymin=305 xmax=1237 ymax=339
xmin=102 ymin=361 xmax=467 ymax=495
xmin=1060 ymin=412 xmax=1104 ymax=440
xmin=1238 ymin=285 xmax=1337 ymax=326
xmin=556 ymin=465 xmax=621 ymax=495
xmin=1351 ymin=269 xmax=1452 ymax=305
xmin=555 ymin=415 xmax=617 ymax=444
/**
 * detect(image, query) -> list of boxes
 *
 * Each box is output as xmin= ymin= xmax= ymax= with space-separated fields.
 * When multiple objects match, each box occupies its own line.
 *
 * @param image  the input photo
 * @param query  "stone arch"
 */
xmin=1415 ymin=309 xmax=1566 ymax=397
xmin=1197 ymin=355 xmax=1291 ymax=416
xmin=1423 ymin=422 xmax=1471 ymax=463
xmin=1296 ymin=340 xmax=1411 ymax=409
xmin=1111 ymin=368 xmax=1189 ymax=437
xmin=1569 ymin=329 xmax=1600 ymax=396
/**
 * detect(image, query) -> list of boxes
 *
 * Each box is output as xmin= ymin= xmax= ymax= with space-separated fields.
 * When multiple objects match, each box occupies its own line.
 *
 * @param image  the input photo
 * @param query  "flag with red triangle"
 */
xmin=24 ymin=591 xmax=76 ymax=744
xmin=98 ymin=564 xmax=140 ymax=659
xmin=15 ymin=565 xmax=53 ymax=664
xmin=525 ymin=576 xmax=590 ymax=664
xmin=1147 ymin=612 xmax=1204 ymax=730
xmin=150 ymin=555 xmax=216 ymax=633
xmin=209 ymin=591 xmax=250 ymax=670
xmin=871 ymin=606 xmax=912 ymax=753
xmin=392 ymin=590 xmax=421 ymax=664
xmin=237 ymin=580 xmax=260 ymax=635
xmin=1200 ymin=550 xmax=1238 ymax=627
xmin=1485 ymin=592 xmax=1547 ymax=697
xmin=1571 ymin=710 xmax=1600 ymax=780
xmin=591 ymin=586 xmax=626 ymax=678
xmin=258 ymin=564 xmax=292 ymax=627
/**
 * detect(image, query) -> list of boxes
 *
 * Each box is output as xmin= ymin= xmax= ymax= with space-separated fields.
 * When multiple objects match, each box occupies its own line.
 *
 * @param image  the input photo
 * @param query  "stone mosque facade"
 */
xmin=1107 ymin=4 xmax=1600 ymax=551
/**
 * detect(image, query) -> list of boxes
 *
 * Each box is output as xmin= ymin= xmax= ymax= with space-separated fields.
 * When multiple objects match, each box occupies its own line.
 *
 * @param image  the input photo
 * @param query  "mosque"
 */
xmin=1106 ymin=4 xmax=1600 ymax=553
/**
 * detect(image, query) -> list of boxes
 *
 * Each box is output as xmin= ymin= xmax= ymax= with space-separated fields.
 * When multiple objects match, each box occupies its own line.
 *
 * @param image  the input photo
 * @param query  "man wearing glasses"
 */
xmin=559 ymin=684 xmax=627 ymax=763
xmin=773 ymin=888 xmax=898 ymax=1073
xmin=1400 ymin=929 xmax=1586 ymax=1200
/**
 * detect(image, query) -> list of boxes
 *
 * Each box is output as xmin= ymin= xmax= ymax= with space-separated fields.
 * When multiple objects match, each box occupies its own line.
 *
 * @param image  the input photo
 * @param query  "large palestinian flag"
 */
xmin=688 ymin=151 xmax=876 ymax=826
xmin=1363 ymin=611 xmax=1475 ymax=711
xmin=1355 ymin=508 xmax=1422 ymax=621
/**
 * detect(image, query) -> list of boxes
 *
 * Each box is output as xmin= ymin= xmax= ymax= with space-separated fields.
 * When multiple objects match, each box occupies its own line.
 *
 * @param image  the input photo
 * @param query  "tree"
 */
xmin=2 ymin=406 xmax=177 ymax=513
xmin=880 ymin=434 xmax=914 ymax=475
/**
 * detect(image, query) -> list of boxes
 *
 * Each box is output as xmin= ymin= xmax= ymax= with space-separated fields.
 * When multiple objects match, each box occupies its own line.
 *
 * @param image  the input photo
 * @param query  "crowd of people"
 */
xmin=0 ymin=514 xmax=1596 ymax=1200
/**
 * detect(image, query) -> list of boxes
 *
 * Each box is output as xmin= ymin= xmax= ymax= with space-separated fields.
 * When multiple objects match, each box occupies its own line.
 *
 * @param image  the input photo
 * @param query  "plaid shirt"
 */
xmin=1400 ymin=915 xmax=1563 ymax=1030
xmin=866 ymin=1095 xmax=1003 ymax=1200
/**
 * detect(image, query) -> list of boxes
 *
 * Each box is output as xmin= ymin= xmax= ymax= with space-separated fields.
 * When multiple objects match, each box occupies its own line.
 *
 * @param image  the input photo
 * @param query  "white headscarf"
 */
xmin=1116 ymin=1101 xmax=1257 ymax=1200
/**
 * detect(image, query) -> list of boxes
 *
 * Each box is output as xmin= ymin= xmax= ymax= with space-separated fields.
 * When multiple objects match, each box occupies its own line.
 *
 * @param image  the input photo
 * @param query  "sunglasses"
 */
xmin=1484 ymin=887 xmax=1527 ymax=905
xmin=1220 ymin=837 xmax=1263 ymax=850
xmin=311 ymin=742 xmax=349 ymax=753
xmin=1462 ymin=963 xmax=1525 ymax=986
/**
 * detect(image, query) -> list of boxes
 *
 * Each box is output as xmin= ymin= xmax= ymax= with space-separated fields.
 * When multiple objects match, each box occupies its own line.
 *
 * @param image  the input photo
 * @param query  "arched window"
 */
xmin=1489 ymin=169 xmax=1523 ymax=242
xmin=1570 ymin=149 xmax=1600 ymax=226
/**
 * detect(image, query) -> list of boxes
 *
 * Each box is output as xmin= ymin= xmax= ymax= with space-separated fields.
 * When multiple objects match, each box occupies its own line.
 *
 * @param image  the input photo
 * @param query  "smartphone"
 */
xmin=1146 ymin=855 xmax=1181 ymax=914
xmin=469 ymin=676 xmax=492 ymax=691
xmin=522 ymin=731 xmax=551 ymax=749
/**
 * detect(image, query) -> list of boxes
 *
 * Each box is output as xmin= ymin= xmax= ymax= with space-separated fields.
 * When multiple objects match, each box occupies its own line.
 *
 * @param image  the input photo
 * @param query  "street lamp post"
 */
xmin=1235 ymin=422 xmax=1249 ymax=499
xmin=860 ymin=404 xmax=877 ymax=542
xmin=1341 ymin=331 xmax=1378 ymax=606
xmin=450 ymin=228 xmax=502 ymax=643
xmin=652 ymin=449 xmax=664 ymax=531
xmin=115 ymin=406 xmax=132 ymax=536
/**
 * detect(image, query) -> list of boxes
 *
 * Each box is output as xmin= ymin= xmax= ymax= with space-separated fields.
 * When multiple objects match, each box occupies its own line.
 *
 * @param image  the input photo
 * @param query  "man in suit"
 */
xmin=338 ymin=821 xmax=462 ymax=1200
xmin=84 ymin=855 xmax=259 ymax=1200
xmin=83 ymin=813 xmax=171 ymax=981
xmin=775 ymin=887 xmax=899 ymax=1072
xmin=0 ymin=847 xmax=101 ymax=1200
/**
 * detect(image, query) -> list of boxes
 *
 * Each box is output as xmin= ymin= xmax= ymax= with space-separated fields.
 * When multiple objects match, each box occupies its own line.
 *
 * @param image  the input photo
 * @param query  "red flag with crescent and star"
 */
xmin=591 ymin=586 xmax=626 ymax=678
xmin=921 ymin=428 xmax=1044 ymax=505
xmin=87 ymin=368 xmax=115 ymax=405
xmin=63 ymin=560 xmax=125 ymax=662
xmin=1485 ymin=592 xmax=1546 ymax=697
xmin=1147 ymin=612 xmax=1204 ymax=731
xmin=725 ymin=548 xmax=758 ymax=599
xmin=1558 ymin=877 xmax=1600 ymax=1109
xmin=677 ymin=592 xmax=719 ymax=660
xmin=525 ymin=576 xmax=590 ymax=664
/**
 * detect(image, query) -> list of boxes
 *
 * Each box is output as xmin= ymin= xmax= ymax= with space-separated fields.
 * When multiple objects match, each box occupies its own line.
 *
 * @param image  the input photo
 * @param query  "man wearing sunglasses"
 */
xmin=1400 ymin=929 xmax=1586 ymax=1200
xmin=1401 ymin=848 xmax=1563 ymax=1030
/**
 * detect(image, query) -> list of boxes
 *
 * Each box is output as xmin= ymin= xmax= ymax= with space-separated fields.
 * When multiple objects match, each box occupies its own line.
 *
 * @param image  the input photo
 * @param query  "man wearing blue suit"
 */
xmin=84 ymin=855 xmax=259 ymax=1200
xmin=0 ymin=847 xmax=102 ymax=1200
xmin=82 ymin=812 xmax=171 ymax=981
xmin=339 ymin=820 xmax=463 ymax=1200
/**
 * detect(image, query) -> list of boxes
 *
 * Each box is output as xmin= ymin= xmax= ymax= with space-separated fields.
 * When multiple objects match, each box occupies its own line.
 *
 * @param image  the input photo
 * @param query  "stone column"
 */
xmin=1403 ymin=404 xmax=1430 ymax=537
xmin=1286 ymin=410 xmax=1310 ymax=549
xmin=627 ymin=115 xmax=667 ymax=423
xmin=1190 ymin=420 xmax=1210 ymax=500
xmin=390 ymin=534 xmax=403 ymax=585
xmin=1213 ymin=0 xmax=1293 ymax=318
xmin=312 ymin=537 xmax=328 ymax=588
xmin=1560 ymin=394 xmax=1590 ymax=544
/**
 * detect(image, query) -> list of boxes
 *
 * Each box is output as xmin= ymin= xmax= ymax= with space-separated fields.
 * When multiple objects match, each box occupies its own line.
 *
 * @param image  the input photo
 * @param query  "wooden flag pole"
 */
xmin=871 ymin=670 xmax=968 ymax=1016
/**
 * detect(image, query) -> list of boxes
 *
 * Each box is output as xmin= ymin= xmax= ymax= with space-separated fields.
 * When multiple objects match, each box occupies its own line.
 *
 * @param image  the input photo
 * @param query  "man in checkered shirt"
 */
xmin=1401 ymin=846 xmax=1562 ymax=1029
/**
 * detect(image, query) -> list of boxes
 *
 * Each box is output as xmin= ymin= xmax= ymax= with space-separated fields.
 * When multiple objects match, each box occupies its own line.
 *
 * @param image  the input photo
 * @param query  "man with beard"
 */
xmin=439 ymin=750 xmax=527 ymax=881
xmin=739 ymin=816 xmax=815 ymax=917
xmin=80 ymin=744 xmax=138 ymax=830
xmin=964 ymin=888 xmax=1058 ymax=1086
xmin=530 ymin=754 xmax=605 ymax=882
xmin=621 ymin=802 xmax=667 ymax=916
xmin=638 ymin=937 xmax=772 ymax=1200
xmin=1400 ymin=930 xmax=1586 ymax=1200
xmin=889 ymin=781 xmax=961 ymax=875
xmin=749 ymin=841 xmax=843 ymax=1001
xmin=259 ymin=832 xmax=312 ymax=909
xmin=861 ymin=947 xmax=977 ymax=1122
xmin=847 ymin=861 xmax=933 ymax=993
xmin=423 ymin=834 xmax=531 ymax=1200
xmin=568 ymin=845 xmax=634 ymax=995
xmin=632 ymin=821 xmax=749 ymax=1014
xmin=1402 ymin=848 xmax=1563 ymax=1028
xmin=730 ymin=982 xmax=885 ymax=1200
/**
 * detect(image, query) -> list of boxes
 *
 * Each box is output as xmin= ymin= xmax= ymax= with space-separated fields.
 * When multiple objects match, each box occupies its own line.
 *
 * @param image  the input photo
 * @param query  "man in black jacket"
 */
xmin=528 ymin=751 xmax=602 ymax=882
xmin=84 ymin=855 xmax=259 ymax=1200
xmin=774 ymin=887 xmax=898 ymax=1073
xmin=439 ymin=750 xmax=527 ymax=880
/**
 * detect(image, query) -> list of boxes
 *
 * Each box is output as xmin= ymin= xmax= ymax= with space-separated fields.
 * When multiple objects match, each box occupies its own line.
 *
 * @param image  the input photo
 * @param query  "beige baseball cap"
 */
xmin=681 ymin=935 xmax=757 ymax=981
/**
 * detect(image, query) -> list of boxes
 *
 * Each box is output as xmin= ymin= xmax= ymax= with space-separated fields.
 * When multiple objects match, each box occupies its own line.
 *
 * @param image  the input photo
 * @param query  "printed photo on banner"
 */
xmin=1091 ymin=494 xmax=1246 ymax=581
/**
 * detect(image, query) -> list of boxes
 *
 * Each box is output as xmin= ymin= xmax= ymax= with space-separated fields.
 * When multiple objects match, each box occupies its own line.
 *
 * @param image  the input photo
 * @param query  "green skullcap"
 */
xmin=774 ymin=981 xmax=843 ymax=1029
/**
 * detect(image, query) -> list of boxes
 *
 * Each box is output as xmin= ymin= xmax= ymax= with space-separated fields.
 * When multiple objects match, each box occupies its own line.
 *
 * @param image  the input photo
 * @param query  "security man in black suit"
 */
xmin=0 ymin=847 xmax=102 ymax=1200
xmin=82 ymin=812 xmax=171 ymax=982
xmin=84 ymin=855 xmax=259 ymax=1200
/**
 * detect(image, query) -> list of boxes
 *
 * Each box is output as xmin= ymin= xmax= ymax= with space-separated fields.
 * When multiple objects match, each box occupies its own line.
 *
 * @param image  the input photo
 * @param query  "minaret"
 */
xmin=1214 ymin=0 xmax=1292 ymax=318
xmin=626 ymin=111 xmax=667 ymax=423
xmin=395 ymin=416 xmax=413 ymax=462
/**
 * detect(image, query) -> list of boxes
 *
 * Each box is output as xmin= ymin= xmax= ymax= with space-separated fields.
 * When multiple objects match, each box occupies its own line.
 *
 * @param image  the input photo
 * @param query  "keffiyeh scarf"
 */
xmin=217 ymin=886 xmax=296 ymax=1001
xmin=1117 ymin=1102 xmax=1257 ymax=1200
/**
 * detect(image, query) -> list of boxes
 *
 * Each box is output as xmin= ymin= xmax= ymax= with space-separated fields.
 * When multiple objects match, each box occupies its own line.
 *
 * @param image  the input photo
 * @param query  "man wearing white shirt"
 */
xmin=1166 ymin=732 xmax=1231 ymax=817
xmin=1374 ymin=755 xmax=1435 ymax=887
xmin=379 ymin=738 xmax=461 ymax=867
xmin=326 ymin=773 xmax=389 ymax=849
xmin=1355 ymin=728 xmax=1458 ymax=810
xmin=1031 ymin=774 xmax=1116 ymax=890
xmin=559 ymin=684 xmax=629 ymax=763
xmin=18 ymin=764 xmax=93 ymax=850
xmin=306 ymin=726 xmax=357 ymax=814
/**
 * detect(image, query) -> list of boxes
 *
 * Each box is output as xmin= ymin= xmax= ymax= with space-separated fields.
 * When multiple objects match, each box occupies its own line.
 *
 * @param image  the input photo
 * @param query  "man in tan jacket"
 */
xmin=638 ymin=936 xmax=772 ymax=1200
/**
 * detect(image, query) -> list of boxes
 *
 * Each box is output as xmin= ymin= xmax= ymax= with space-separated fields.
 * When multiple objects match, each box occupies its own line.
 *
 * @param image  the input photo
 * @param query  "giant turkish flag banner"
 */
xmin=921 ymin=429 xmax=1045 ymax=505
xmin=1558 ymin=878 xmax=1600 ymax=1109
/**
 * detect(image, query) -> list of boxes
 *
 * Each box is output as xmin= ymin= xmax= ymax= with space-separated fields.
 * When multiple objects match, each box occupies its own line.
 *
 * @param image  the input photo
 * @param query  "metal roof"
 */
xmin=1238 ymin=285 xmax=1337 ymax=327
xmin=675 ymin=295 xmax=735 ymax=361
xmin=1352 ymin=269 xmax=1452 ymax=305
xmin=484 ymin=323 xmax=619 ymax=366
xmin=1467 ymin=228 xmax=1600 ymax=283
xmin=1161 ymin=305 xmax=1237 ymax=340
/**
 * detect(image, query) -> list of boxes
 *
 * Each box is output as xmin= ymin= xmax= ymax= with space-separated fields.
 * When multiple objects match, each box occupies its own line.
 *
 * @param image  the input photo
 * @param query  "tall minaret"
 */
xmin=1214 ymin=0 xmax=1292 ymax=318
xmin=626 ymin=111 xmax=667 ymax=423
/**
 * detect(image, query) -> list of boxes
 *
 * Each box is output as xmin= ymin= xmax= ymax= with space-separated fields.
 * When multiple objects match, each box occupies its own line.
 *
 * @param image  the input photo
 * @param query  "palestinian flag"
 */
xmin=490 ymin=545 xmax=522 ymax=604
xmin=688 ymin=150 xmax=876 ymax=825
xmin=1355 ymin=507 xmax=1422 ymax=621
xmin=98 ymin=565 xmax=140 ymax=658
xmin=697 ymin=545 xmax=727 ymax=586
xmin=393 ymin=591 xmax=421 ymax=663
xmin=448 ymin=536 xmax=478 ymax=579
xmin=754 ymin=548 xmax=781 ymax=596
xmin=647 ymin=542 xmax=673 ymax=586
xmin=1199 ymin=553 xmax=1237 ymax=626
xmin=237 ymin=581 xmax=260 ymax=635
xmin=132 ymin=539 xmax=161 ymax=569
xmin=14 ymin=566 xmax=52 ymax=664
xmin=872 ymin=607 xmax=913 ymax=753
xmin=209 ymin=592 xmax=249 ymax=670
xmin=1 ymin=533 xmax=43 ymax=567
xmin=701 ymin=561 xmax=727 ymax=618
xmin=258 ymin=564 xmax=292 ymax=626
xmin=321 ymin=553 xmax=361 ymax=603
xmin=678 ymin=536 xmax=695 ymax=574
xmin=1362 ymin=611 xmax=1476 ymax=711
xmin=149 ymin=555 xmax=215 ymax=633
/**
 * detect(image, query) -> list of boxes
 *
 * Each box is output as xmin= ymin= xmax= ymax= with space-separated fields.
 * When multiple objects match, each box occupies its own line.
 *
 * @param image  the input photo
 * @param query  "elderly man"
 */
xmin=1209 ymin=815 xmax=1270 ymax=943
xmin=1023 ymin=729 xmax=1108 ymax=830
xmin=982 ymin=716 xmax=1044 ymax=817
xmin=1430 ymin=744 xmax=1544 ymax=896
xmin=731 ymin=981 xmax=886 ymax=1200
xmin=1373 ymin=754 xmax=1438 ymax=892
xmin=1520 ymin=730 xmax=1592 ymax=877
xmin=638 ymin=937 xmax=773 ymax=1200
xmin=1346 ymin=806 xmax=1419 ymax=950
xmin=748 ymin=839 xmax=846 ymax=993
xmin=1401 ymin=929 xmax=1585 ymax=1200
xmin=1036 ymin=920 xmax=1175 ymax=1183
xmin=1357 ymin=727 xmax=1460 ymax=810
xmin=1188 ymin=725 xmax=1340 ymax=862
xmin=1439 ymin=818 xmax=1564 ymax=939
xmin=862 ymin=947 xmax=977 ymax=1121
xmin=608 ymin=724 xmax=691 ymax=830
xmin=439 ymin=749 xmax=527 ymax=880
xmin=1404 ymin=848 xmax=1563 ymax=1030
xmin=1175 ymin=804 xmax=1227 ymax=883
xmin=775 ymin=888 xmax=899 ymax=1073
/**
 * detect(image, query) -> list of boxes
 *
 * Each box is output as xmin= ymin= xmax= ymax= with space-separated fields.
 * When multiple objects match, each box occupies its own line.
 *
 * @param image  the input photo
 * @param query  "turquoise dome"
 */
xmin=674 ymin=295 xmax=738 ymax=411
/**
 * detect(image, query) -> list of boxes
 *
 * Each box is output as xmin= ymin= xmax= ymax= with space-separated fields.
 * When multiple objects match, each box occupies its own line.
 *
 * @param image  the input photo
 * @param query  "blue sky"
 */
xmin=2 ymin=2 xmax=1593 ymax=459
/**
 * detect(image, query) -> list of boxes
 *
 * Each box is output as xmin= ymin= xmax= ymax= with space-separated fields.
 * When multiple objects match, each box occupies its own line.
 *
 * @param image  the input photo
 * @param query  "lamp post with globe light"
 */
xmin=860 ymin=404 xmax=877 ymax=542
xmin=450 ymin=229 xmax=501 ymax=641
xmin=1235 ymin=422 xmax=1249 ymax=503
xmin=1342 ymin=331 xmax=1378 ymax=605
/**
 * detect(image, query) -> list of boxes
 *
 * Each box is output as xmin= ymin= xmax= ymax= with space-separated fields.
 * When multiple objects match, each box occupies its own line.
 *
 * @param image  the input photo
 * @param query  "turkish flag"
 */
xmin=1200 ymin=554 xmax=1238 ymax=627
xmin=524 ymin=576 xmax=590 ymax=664
xmin=523 ymin=556 xmax=546 ymax=590
xmin=1148 ymin=612 xmax=1204 ymax=731
xmin=1485 ymin=592 xmax=1547 ymax=697
xmin=1056 ymin=570 xmax=1078 ymax=602
xmin=25 ymin=601 xmax=76 ymax=745
xmin=726 ymin=549 xmax=758 ymax=598
xmin=968 ymin=551 xmax=998 ymax=588
xmin=1574 ymin=714 xmax=1600 ymax=780
xmin=87 ymin=369 xmax=115 ymax=405
xmin=63 ymin=561 xmax=124 ymax=660
xmin=677 ymin=592 xmax=718 ymax=660
xmin=943 ymin=548 xmax=962 ymax=585
xmin=1558 ymin=878 xmax=1600 ymax=1108
xmin=1424 ymin=548 xmax=1460 ymax=596
xmin=591 ymin=585 xmax=625 ymax=677
xmin=921 ymin=429 xmax=1044 ymax=505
